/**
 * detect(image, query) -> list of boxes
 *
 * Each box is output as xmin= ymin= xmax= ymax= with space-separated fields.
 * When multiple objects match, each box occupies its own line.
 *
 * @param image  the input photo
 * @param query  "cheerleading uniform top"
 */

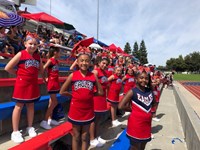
xmin=12 ymin=50 xmax=41 ymax=103
xmin=107 ymin=74 xmax=122 ymax=103
xmin=107 ymin=65 xmax=114 ymax=77
xmin=123 ymin=74 xmax=136 ymax=94
xmin=68 ymin=70 xmax=96 ymax=125
xmin=126 ymin=87 xmax=154 ymax=143
xmin=47 ymin=57 xmax=60 ymax=93
xmin=93 ymin=68 xmax=108 ymax=113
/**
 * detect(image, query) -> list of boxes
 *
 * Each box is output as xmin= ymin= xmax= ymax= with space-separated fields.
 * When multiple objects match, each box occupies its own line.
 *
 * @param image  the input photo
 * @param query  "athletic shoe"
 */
xmin=26 ymin=127 xmax=37 ymax=138
xmin=48 ymin=119 xmax=60 ymax=126
xmin=98 ymin=136 xmax=106 ymax=144
xmin=112 ymin=120 xmax=122 ymax=127
xmin=123 ymin=112 xmax=131 ymax=117
xmin=90 ymin=138 xmax=104 ymax=147
xmin=40 ymin=120 xmax=52 ymax=130
xmin=152 ymin=117 xmax=160 ymax=122
xmin=11 ymin=131 xmax=24 ymax=143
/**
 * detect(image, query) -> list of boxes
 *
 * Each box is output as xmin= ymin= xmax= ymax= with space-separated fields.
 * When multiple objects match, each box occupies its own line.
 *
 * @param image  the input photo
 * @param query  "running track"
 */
xmin=179 ymin=81 xmax=200 ymax=100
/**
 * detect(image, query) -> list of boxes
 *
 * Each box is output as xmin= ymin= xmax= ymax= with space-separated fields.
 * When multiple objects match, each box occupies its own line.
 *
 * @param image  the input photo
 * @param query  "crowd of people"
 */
xmin=2 ymin=23 xmax=169 ymax=150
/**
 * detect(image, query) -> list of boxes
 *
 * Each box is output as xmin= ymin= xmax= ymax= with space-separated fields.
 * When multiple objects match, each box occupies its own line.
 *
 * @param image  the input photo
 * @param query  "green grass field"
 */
xmin=173 ymin=74 xmax=200 ymax=81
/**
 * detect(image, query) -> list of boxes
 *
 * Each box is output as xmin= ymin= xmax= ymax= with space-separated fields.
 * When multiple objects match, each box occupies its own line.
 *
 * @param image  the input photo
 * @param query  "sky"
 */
xmin=20 ymin=0 xmax=200 ymax=66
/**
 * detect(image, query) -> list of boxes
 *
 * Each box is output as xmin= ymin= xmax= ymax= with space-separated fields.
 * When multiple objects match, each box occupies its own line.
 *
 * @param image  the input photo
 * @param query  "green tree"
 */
xmin=139 ymin=40 xmax=148 ymax=64
xmin=184 ymin=51 xmax=200 ymax=73
xmin=124 ymin=42 xmax=132 ymax=54
xmin=132 ymin=42 xmax=140 ymax=59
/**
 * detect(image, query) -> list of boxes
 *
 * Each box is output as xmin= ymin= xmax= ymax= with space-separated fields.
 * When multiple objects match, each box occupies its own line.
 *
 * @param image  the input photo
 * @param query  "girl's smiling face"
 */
xmin=99 ymin=59 xmax=109 ymax=70
xmin=136 ymin=72 xmax=149 ymax=88
xmin=24 ymin=39 xmax=38 ymax=54
xmin=115 ymin=67 xmax=122 ymax=76
xmin=77 ymin=54 xmax=91 ymax=71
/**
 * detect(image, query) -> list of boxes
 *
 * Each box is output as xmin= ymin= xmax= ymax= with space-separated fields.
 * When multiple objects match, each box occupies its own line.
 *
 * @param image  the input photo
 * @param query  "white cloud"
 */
xmin=20 ymin=0 xmax=200 ymax=66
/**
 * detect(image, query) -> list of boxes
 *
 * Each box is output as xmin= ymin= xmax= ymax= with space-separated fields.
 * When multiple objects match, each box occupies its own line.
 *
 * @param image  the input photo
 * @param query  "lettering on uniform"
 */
xmin=101 ymin=76 xmax=107 ymax=83
xmin=25 ymin=59 xmax=39 ymax=69
xmin=137 ymin=93 xmax=153 ymax=106
xmin=74 ymin=80 xmax=94 ymax=91
xmin=108 ymin=68 xmax=114 ymax=71
xmin=128 ymin=78 xmax=134 ymax=82
xmin=52 ymin=65 xmax=59 ymax=72
xmin=116 ymin=78 xmax=122 ymax=83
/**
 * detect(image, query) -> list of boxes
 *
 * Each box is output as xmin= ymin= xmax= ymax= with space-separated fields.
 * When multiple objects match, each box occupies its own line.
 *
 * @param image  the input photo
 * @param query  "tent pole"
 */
xmin=97 ymin=0 xmax=99 ymax=41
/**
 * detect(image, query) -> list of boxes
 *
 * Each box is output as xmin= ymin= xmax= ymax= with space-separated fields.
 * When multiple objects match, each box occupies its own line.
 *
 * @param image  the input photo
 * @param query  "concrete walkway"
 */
xmin=0 ymin=87 xmax=188 ymax=150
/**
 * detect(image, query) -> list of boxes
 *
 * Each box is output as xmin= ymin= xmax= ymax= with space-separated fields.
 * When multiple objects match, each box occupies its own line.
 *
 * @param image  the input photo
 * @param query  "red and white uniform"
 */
xmin=12 ymin=50 xmax=41 ymax=103
xmin=107 ymin=65 xmax=114 ymax=77
xmin=93 ymin=68 xmax=108 ymax=113
xmin=107 ymin=74 xmax=122 ymax=104
xmin=127 ymin=87 xmax=154 ymax=142
xmin=123 ymin=74 xmax=136 ymax=94
xmin=47 ymin=57 xmax=60 ymax=94
xmin=151 ymin=85 xmax=161 ymax=113
xmin=68 ymin=70 xmax=96 ymax=125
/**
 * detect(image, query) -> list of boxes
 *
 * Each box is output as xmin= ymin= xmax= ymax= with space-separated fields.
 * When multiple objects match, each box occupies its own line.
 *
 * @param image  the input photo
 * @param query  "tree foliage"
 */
xmin=132 ymin=42 xmax=140 ymax=59
xmin=124 ymin=42 xmax=132 ymax=54
xmin=139 ymin=40 xmax=148 ymax=65
xmin=166 ymin=51 xmax=200 ymax=73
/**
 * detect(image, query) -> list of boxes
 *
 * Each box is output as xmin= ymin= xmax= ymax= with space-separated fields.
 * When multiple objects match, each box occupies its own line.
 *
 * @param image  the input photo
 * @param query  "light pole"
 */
xmin=50 ymin=0 xmax=51 ymax=15
xmin=97 ymin=0 xmax=99 ymax=41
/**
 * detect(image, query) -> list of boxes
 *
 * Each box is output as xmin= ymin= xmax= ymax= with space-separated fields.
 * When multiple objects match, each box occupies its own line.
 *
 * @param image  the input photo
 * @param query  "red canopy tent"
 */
xmin=109 ymin=43 xmax=118 ymax=52
xmin=117 ymin=47 xmax=124 ymax=53
xmin=21 ymin=12 xmax=64 ymax=25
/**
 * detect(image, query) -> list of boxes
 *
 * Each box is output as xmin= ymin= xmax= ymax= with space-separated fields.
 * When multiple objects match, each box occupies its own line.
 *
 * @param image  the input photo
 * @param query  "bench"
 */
xmin=109 ymin=129 xmax=130 ymax=150
xmin=8 ymin=122 xmax=73 ymax=150
xmin=0 ymin=94 xmax=71 ymax=120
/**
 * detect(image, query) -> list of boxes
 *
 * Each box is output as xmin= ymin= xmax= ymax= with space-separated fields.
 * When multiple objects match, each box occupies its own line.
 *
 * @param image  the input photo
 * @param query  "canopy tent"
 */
xmin=93 ymin=38 xmax=108 ymax=47
xmin=109 ymin=43 xmax=118 ymax=52
xmin=54 ymin=22 xmax=75 ymax=31
xmin=21 ymin=12 xmax=64 ymax=25
xmin=117 ymin=47 xmax=124 ymax=53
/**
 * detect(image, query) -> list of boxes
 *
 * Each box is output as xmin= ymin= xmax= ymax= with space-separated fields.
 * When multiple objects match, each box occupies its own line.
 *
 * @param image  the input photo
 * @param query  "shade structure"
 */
xmin=21 ymin=12 xmax=64 ymax=25
xmin=0 ymin=11 xmax=24 ymax=27
xmin=117 ymin=47 xmax=124 ymax=53
xmin=71 ymin=37 xmax=94 ymax=55
xmin=54 ymin=22 xmax=75 ymax=30
xmin=109 ymin=43 xmax=118 ymax=52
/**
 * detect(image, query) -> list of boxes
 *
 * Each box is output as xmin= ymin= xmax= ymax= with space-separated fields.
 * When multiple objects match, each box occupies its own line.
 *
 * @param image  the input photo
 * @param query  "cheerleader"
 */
xmin=118 ymin=70 xmax=157 ymax=150
xmin=40 ymin=46 xmax=61 ymax=129
xmin=89 ymin=54 xmax=110 ymax=147
xmin=60 ymin=47 xmax=103 ymax=150
xmin=107 ymin=66 xmax=123 ymax=127
xmin=5 ymin=33 xmax=44 ymax=143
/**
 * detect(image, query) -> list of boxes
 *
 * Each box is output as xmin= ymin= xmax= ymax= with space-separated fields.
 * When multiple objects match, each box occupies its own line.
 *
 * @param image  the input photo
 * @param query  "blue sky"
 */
xmin=21 ymin=0 xmax=200 ymax=66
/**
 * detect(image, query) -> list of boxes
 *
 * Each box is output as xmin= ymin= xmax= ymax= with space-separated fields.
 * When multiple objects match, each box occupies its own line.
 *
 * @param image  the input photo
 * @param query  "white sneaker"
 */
xmin=123 ymin=112 xmax=131 ymax=117
xmin=11 ymin=131 xmax=24 ymax=143
xmin=40 ymin=120 xmax=52 ymax=130
xmin=90 ymin=138 xmax=104 ymax=147
xmin=152 ymin=117 xmax=160 ymax=122
xmin=151 ymin=133 xmax=154 ymax=139
xmin=112 ymin=120 xmax=122 ymax=127
xmin=26 ymin=127 xmax=37 ymax=138
xmin=48 ymin=119 xmax=60 ymax=126
xmin=98 ymin=136 xmax=106 ymax=144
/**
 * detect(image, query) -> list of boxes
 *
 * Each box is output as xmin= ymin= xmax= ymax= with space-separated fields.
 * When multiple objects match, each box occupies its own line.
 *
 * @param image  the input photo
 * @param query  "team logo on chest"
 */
xmin=116 ymin=78 xmax=122 ymax=83
xmin=25 ymin=59 xmax=39 ymax=69
xmin=52 ymin=65 xmax=59 ymax=71
xmin=74 ymin=80 xmax=94 ymax=91
xmin=101 ymin=76 xmax=107 ymax=83
xmin=128 ymin=78 xmax=134 ymax=82
xmin=136 ymin=93 xmax=153 ymax=106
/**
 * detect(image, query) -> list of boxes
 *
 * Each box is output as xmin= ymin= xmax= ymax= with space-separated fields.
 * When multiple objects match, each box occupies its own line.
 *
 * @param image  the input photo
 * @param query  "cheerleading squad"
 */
xmin=5 ymin=34 xmax=163 ymax=150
